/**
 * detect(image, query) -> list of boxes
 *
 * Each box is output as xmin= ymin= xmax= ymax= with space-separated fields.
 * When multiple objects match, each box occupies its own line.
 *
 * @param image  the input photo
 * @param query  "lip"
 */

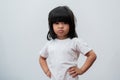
xmin=58 ymin=30 xmax=64 ymax=33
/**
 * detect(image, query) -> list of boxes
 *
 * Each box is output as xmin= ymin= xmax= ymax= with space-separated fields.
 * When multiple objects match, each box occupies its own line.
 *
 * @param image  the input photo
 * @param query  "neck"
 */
xmin=57 ymin=36 xmax=68 ymax=40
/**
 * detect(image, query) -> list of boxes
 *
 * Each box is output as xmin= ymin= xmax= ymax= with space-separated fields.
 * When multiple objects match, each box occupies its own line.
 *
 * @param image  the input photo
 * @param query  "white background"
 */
xmin=0 ymin=0 xmax=120 ymax=80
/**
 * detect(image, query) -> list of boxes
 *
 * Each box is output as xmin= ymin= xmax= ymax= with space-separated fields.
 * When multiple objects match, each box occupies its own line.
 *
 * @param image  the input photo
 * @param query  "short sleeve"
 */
xmin=75 ymin=38 xmax=92 ymax=55
xmin=39 ymin=42 xmax=49 ymax=58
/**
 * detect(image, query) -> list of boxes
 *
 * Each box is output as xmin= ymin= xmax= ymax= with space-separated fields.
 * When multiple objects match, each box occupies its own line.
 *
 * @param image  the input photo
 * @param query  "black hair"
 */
xmin=47 ymin=6 xmax=78 ymax=40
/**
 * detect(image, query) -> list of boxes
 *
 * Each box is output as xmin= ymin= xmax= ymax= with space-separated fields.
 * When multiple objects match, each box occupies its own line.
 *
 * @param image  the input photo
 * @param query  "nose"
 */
xmin=58 ymin=23 xmax=64 ymax=29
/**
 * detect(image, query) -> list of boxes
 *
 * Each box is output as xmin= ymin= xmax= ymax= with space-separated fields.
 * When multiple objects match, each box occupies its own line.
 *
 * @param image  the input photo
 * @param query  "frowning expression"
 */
xmin=53 ymin=22 xmax=70 ymax=39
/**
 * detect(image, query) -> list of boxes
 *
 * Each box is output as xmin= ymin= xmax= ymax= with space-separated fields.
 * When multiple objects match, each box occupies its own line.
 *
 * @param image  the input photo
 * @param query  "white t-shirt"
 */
xmin=40 ymin=38 xmax=92 ymax=80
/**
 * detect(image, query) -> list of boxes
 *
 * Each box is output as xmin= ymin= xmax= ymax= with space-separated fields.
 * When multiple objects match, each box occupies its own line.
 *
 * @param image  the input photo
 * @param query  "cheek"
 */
xmin=65 ymin=26 xmax=70 ymax=33
xmin=53 ymin=26 xmax=57 ymax=33
xmin=53 ymin=25 xmax=56 ymax=30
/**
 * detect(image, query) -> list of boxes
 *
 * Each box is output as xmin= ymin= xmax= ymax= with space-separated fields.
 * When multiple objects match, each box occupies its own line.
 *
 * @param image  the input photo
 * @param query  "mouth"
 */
xmin=58 ymin=30 xmax=64 ymax=33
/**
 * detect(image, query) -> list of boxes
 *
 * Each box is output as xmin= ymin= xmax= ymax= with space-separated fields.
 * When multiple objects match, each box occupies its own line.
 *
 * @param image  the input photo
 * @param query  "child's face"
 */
xmin=53 ymin=22 xmax=69 ymax=39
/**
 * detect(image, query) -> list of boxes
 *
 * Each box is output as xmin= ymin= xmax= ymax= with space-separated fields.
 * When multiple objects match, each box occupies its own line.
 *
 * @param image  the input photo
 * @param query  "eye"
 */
xmin=56 ymin=22 xmax=59 ymax=24
xmin=63 ymin=22 xmax=68 ymax=24
xmin=54 ymin=22 xmax=59 ymax=24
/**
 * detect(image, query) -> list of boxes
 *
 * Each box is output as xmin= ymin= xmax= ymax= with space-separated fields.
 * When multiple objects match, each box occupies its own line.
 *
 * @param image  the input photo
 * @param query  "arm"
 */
xmin=79 ymin=50 xmax=97 ymax=74
xmin=68 ymin=50 xmax=97 ymax=77
xmin=39 ymin=56 xmax=51 ymax=78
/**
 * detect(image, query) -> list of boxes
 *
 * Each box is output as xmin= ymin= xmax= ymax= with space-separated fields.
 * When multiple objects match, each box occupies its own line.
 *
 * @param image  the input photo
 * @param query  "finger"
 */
xmin=69 ymin=70 xmax=76 ymax=75
xmin=68 ymin=67 xmax=75 ymax=72
xmin=47 ymin=74 xmax=50 ymax=78
xmin=48 ymin=73 xmax=51 ymax=78
xmin=47 ymin=72 xmax=51 ymax=78
xmin=72 ymin=72 xmax=78 ymax=78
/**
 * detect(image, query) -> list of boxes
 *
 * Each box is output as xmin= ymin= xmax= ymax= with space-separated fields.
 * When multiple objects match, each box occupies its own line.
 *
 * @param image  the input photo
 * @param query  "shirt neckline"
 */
xmin=55 ymin=38 xmax=70 ymax=41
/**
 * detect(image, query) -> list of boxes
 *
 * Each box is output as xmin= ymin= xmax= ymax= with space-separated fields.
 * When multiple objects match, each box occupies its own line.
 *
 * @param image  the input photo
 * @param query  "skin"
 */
xmin=53 ymin=22 xmax=70 ymax=39
xmin=39 ymin=22 xmax=97 ymax=78
xmin=39 ymin=56 xmax=51 ymax=78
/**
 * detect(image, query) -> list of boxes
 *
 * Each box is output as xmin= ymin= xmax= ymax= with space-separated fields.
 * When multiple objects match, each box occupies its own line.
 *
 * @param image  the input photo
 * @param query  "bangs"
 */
xmin=49 ymin=6 xmax=72 ymax=24
xmin=50 ymin=14 xmax=71 ymax=24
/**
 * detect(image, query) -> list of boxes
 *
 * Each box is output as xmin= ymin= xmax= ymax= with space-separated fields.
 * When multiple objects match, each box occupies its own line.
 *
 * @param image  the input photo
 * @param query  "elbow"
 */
xmin=93 ymin=53 xmax=97 ymax=61
xmin=39 ymin=56 xmax=43 ymax=65
xmin=39 ymin=56 xmax=46 ymax=64
xmin=86 ymin=50 xmax=97 ymax=61
xmin=39 ymin=56 xmax=42 ymax=65
xmin=91 ymin=50 xmax=97 ymax=61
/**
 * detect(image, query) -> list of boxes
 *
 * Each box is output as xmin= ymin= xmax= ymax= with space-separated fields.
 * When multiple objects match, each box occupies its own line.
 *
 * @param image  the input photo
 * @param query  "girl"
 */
xmin=39 ymin=6 xmax=97 ymax=80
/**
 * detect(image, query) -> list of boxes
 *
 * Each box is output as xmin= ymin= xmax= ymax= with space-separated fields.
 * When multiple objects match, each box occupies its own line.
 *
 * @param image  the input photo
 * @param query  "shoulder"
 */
xmin=43 ymin=40 xmax=52 ymax=47
xmin=71 ymin=37 xmax=89 ymax=46
xmin=72 ymin=37 xmax=84 ymax=43
xmin=46 ymin=40 xmax=54 ymax=44
xmin=45 ymin=39 xmax=56 ymax=45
